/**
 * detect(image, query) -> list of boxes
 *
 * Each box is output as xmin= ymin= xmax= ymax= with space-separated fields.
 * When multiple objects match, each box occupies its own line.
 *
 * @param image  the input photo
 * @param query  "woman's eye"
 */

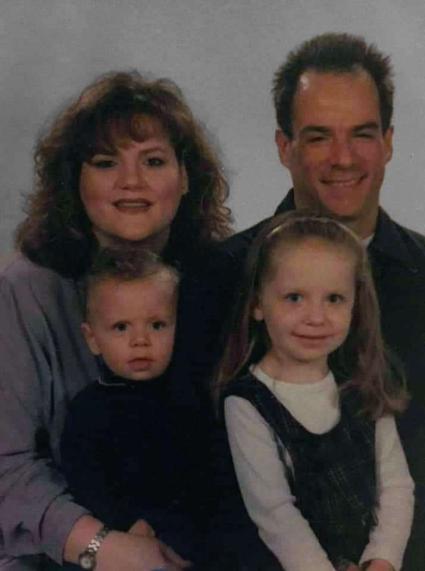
xmin=113 ymin=322 xmax=128 ymax=332
xmin=89 ymin=157 xmax=117 ymax=169
xmin=151 ymin=320 xmax=166 ymax=331
xmin=146 ymin=157 xmax=165 ymax=167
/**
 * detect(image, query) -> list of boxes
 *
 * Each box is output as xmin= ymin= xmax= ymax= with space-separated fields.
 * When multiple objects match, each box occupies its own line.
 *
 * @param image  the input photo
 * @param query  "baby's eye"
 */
xmin=328 ymin=293 xmax=344 ymax=304
xmin=285 ymin=293 xmax=302 ymax=303
xmin=151 ymin=320 xmax=167 ymax=331
xmin=113 ymin=322 xmax=128 ymax=332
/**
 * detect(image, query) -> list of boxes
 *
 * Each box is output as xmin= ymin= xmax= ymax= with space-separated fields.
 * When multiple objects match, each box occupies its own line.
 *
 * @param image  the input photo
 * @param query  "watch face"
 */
xmin=79 ymin=552 xmax=95 ymax=570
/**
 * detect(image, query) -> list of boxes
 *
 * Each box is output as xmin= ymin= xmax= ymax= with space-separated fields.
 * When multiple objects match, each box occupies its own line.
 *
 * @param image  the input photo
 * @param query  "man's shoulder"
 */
xmin=381 ymin=214 xmax=425 ymax=262
xmin=397 ymin=222 xmax=425 ymax=252
xmin=217 ymin=217 xmax=273 ymax=263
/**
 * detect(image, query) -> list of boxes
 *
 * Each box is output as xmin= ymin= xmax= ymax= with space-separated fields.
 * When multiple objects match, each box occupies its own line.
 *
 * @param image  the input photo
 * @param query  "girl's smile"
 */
xmin=253 ymin=237 xmax=356 ymax=383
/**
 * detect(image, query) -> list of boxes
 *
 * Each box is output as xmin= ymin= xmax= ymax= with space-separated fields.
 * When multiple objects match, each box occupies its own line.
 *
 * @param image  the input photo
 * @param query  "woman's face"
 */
xmin=79 ymin=119 xmax=187 ymax=249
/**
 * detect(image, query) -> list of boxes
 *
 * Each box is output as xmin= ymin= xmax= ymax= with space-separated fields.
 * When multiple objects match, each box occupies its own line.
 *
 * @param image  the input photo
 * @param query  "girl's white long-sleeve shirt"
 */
xmin=224 ymin=367 xmax=414 ymax=571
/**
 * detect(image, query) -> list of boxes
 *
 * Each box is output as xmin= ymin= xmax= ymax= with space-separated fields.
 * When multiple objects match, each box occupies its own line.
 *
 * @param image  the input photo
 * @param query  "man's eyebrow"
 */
xmin=299 ymin=126 xmax=331 ymax=137
xmin=299 ymin=122 xmax=381 ymax=137
xmin=352 ymin=122 xmax=380 ymax=132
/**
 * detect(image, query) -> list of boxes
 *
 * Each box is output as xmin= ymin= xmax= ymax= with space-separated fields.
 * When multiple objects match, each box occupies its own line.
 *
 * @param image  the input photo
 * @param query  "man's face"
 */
xmin=276 ymin=70 xmax=393 ymax=237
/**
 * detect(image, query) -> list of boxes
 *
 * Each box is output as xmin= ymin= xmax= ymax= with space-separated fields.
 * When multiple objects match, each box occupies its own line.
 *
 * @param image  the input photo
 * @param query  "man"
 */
xmin=221 ymin=33 xmax=425 ymax=570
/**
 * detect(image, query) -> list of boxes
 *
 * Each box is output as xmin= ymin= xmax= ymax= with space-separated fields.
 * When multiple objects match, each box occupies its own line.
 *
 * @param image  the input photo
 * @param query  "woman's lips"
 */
xmin=114 ymin=199 xmax=152 ymax=211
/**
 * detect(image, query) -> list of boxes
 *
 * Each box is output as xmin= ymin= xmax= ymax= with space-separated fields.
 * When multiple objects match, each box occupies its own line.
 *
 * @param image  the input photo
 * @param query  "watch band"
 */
xmin=78 ymin=525 xmax=110 ymax=570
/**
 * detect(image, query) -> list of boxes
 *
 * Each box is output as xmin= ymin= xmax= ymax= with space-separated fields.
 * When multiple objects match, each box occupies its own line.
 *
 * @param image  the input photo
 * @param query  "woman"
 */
xmin=0 ymin=71 xmax=232 ymax=570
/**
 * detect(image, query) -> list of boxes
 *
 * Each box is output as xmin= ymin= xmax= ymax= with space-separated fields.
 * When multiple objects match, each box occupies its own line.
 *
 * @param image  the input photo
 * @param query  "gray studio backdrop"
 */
xmin=1 ymin=0 xmax=425 ymax=261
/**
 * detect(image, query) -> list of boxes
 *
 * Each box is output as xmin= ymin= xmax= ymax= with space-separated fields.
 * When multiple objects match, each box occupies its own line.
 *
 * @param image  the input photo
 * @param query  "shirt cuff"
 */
xmin=41 ymin=495 xmax=90 ymax=564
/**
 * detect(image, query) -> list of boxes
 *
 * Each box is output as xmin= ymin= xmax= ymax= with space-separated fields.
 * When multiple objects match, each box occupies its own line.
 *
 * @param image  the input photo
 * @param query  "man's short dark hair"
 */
xmin=272 ymin=32 xmax=394 ymax=138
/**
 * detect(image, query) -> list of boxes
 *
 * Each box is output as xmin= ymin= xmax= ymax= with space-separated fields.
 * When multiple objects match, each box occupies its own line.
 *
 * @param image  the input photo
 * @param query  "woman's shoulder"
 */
xmin=2 ymin=252 xmax=58 ymax=282
xmin=0 ymin=253 xmax=73 ymax=295
xmin=0 ymin=253 xmax=83 ymax=329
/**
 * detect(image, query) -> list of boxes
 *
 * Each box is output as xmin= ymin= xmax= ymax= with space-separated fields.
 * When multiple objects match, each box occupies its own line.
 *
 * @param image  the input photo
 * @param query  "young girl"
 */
xmin=215 ymin=212 xmax=414 ymax=571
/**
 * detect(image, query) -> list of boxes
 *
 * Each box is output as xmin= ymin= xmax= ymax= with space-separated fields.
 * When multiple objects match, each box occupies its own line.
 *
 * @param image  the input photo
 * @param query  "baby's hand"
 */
xmin=128 ymin=519 xmax=156 ymax=538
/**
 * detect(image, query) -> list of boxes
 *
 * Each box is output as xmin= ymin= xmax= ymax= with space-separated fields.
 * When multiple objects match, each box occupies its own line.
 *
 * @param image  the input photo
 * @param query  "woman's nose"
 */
xmin=117 ymin=162 xmax=145 ymax=189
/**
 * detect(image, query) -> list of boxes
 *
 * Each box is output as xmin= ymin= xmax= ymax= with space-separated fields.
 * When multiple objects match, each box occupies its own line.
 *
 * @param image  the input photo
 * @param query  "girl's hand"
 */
xmin=362 ymin=560 xmax=395 ymax=571
xmin=337 ymin=563 xmax=361 ymax=571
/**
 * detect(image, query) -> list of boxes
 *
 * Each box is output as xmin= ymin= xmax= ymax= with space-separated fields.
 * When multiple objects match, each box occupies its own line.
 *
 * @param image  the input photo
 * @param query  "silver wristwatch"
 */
xmin=78 ymin=525 xmax=110 ymax=570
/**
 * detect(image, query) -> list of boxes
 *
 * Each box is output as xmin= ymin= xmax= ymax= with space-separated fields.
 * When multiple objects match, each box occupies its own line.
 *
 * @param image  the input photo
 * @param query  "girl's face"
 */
xmin=79 ymin=118 xmax=187 ymax=250
xmin=253 ymin=237 xmax=356 ymax=382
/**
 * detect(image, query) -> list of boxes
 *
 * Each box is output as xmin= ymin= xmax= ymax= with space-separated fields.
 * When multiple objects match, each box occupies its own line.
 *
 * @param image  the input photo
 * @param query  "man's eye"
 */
xmin=285 ymin=293 xmax=302 ymax=303
xmin=307 ymin=136 xmax=326 ymax=143
xmin=113 ymin=322 xmax=128 ymax=332
xmin=356 ymin=132 xmax=374 ymax=139
xmin=151 ymin=321 xmax=166 ymax=331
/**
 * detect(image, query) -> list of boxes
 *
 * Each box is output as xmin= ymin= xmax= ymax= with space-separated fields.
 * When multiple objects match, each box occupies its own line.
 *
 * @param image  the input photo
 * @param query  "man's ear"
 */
xmin=383 ymin=125 xmax=394 ymax=164
xmin=180 ymin=165 xmax=189 ymax=195
xmin=275 ymin=129 xmax=292 ymax=168
xmin=81 ymin=322 xmax=101 ymax=356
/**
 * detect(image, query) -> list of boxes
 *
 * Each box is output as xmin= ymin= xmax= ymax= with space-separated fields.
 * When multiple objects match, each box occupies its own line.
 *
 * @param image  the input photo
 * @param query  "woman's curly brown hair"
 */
xmin=16 ymin=71 xmax=232 ymax=277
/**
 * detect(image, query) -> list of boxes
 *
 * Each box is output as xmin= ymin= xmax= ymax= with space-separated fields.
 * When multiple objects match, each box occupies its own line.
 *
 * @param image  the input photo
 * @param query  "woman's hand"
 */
xmin=129 ymin=518 xmax=156 ymax=538
xmin=96 ymin=530 xmax=192 ymax=571
xmin=65 ymin=515 xmax=191 ymax=570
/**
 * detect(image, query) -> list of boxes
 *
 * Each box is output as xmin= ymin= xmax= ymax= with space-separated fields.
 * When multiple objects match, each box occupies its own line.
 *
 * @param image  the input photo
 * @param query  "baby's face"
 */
xmin=82 ymin=272 xmax=177 ymax=381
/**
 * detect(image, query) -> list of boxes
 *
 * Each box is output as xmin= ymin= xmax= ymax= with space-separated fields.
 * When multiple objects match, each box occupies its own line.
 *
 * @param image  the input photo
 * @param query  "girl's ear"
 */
xmin=252 ymin=297 xmax=264 ymax=322
xmin=81 ymin=322 xmax=101 ymax=356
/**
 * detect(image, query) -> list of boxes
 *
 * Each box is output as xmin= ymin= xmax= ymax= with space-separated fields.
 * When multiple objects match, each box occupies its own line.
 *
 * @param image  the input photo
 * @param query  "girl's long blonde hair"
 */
xmin=215 ymin=211 xmax=408 ymax=419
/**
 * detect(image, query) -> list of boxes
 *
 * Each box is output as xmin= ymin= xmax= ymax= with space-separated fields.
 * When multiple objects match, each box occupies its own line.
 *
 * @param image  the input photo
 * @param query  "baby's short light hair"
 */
xmin=84 ymin=246 xmax=180 ymax=318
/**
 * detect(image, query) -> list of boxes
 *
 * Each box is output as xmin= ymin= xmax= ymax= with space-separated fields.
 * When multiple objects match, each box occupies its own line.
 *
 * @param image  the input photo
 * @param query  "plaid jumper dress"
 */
xmin=225 ymin=372 xmax=377 ymax=568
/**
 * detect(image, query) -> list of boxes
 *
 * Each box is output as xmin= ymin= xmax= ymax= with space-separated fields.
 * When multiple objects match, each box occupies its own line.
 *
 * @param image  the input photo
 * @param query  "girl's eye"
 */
xmin=151 ymin=320 xmax=167 ymax=331
xmin=113 ymin=322 xmax=128 ymax=332
xmin=285 ymin=293 xmax=302 ymax=303
xmin=328 ymin=293 xmax=344 ymax=304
